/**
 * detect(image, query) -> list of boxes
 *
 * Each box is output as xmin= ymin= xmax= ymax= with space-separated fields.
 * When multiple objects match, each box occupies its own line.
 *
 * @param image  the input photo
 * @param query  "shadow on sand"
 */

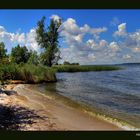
xmin=0 ymin=105 xmax=47 ymax=130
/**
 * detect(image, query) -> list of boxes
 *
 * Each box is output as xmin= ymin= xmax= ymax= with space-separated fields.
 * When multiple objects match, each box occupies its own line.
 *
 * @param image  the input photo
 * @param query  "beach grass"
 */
xmin=0 ymin=63 xmax=56 ymax=84
xmin=19 ymin=64 xmax=57 ymax=83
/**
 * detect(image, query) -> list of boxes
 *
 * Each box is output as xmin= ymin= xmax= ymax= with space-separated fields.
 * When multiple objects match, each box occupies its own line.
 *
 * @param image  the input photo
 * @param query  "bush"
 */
xmin=19 ymin=64 xmax=57 ymax=83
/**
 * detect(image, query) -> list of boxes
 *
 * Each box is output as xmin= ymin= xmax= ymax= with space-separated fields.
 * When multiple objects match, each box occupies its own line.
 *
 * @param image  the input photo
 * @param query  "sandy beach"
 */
xmin=0 ymin=83 xmax=122 ymax=131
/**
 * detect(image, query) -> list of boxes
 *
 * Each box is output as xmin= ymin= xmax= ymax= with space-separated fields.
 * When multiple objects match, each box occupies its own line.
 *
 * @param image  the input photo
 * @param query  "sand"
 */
xmin=0 ymin=83 xmax=123 ymax=131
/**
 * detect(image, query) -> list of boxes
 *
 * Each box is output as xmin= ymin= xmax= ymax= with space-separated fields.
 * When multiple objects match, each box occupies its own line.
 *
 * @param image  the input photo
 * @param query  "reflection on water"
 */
xmin=39 ymin=64 xmax=140 ymax=128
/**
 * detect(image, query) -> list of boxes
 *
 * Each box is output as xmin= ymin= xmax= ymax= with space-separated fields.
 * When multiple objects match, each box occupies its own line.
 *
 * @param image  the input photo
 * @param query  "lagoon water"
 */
xmin=37 ymin=64 xmax=140 ymax=128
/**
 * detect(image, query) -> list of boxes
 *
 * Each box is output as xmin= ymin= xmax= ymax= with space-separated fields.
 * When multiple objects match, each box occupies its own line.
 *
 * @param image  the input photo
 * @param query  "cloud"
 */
xmin=59 ymin=17 xmax=110 ymax=64
xmin=99 ymin=40 xmax=108 ymax=48
xmin=123 ymin=54 xmax=132 ymax=59
xmin=88 ymin=53 xmax=96 ymax=60
xmin=132 ymin=47 xmax=140 ymax=53
xmin=114 ymin=23 xmax=127 ymax=37
xmin=0 ymin=26 xmax=6 ymax=32
xmin=108 ymin=42 xmax=120 ymax=52
xmin=86 ymin=39 xmax=96 ymax=49
xmin=90 ymin=27 xmax=107 ymax=35
xmin=25 ymin=28 xmax=40 ymax=52
xmin=0 ymin=26 xmax=40 ymax=53
xmin=117 ymin=28 xmax=140 ymax=54
xmin=60 ymin=18 xmax=81 ymax=36
xmin=60 ymin=18 xmax=107 ymax=37
xmin=86 ymin=39 xmax=108 ymax=50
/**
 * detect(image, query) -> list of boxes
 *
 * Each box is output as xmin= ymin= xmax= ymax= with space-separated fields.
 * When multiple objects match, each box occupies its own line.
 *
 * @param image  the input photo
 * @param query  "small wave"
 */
xmin=83 ymin=109 xmax=140 ymax=130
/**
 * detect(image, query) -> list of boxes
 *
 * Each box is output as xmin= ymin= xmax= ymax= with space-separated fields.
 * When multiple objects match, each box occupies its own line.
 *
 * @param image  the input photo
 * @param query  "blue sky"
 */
xmin=1 ymin=10 xmax=140 ymax=33
xmin=0 ymin=10 xmax=140 ymax=64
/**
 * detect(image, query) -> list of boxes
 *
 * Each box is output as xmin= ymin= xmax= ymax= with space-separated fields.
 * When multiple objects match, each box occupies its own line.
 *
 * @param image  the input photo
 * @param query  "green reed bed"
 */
xmin=52 ymin=65 xmax=121 ymax=72
xmin=0 ymin=63 xmax=56 ymax=84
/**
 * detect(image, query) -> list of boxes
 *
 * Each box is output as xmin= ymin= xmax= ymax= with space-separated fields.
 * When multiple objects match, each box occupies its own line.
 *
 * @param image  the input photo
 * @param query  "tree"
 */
xmin=27 ymin=50 xmax=39 ymax=65
xmin=0 ymin=42 xmax=7 ymax=63
xmin=36 ymin=16 xmax=62 ymax=67
xmin=11 ymin=45 xmax=30 ymax=64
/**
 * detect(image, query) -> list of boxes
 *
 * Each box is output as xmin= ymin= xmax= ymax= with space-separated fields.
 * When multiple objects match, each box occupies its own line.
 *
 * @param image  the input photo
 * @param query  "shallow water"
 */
xmin=37 ymin=64 xmax=140 ymax=128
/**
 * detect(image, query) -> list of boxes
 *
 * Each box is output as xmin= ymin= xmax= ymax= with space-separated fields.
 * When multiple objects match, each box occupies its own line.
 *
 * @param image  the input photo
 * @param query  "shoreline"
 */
xmin=0 ymin=83 xmax=124 ymax=130
xmin=29 ymin=84 xmax=139 ymax=131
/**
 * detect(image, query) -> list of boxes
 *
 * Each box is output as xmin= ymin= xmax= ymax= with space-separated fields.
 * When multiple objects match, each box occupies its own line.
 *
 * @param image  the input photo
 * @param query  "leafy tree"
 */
xmin=0 ymin=42 xmax=7 ymax=63
xmin=11 ymin=45 xmax=30 ymax=64
xmin=27 ymin=50 xmax=39 ymax=65
xmin=36 ymin=16 xmax=61 ymax=67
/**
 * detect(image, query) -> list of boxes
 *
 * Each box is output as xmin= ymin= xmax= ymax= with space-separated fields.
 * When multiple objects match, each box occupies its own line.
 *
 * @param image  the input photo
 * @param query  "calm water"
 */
xmin=38 ymin=64 xmax=140 ymax=128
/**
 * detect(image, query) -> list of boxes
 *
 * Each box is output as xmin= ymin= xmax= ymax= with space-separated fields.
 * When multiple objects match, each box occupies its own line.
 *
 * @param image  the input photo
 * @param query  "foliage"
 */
xmin=0 ymin=63 xmax=21 ymax=84
xmin=0 ymin=42 xmax=7 ymax=63
xmin=27 ymin=50 xmax=39 ymax=65
xmin=36 ymin=16 xmax=61 ymax=67
xmin=11 ymin=45 xmax=30 ymax=64
xmin=0 ymin=63 xmax=57 ymax=84
xmin=19 ymin=64 xmax=57 ymax=83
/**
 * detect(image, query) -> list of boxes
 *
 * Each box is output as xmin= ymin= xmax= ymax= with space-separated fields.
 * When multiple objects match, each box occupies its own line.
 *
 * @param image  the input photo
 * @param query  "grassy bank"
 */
xmin=0 ymin=63 xmax=121 ymax=84
xmin=0 ymin=63 xmax=56 ymax=84
xmin=53 ymin=65 xmax=121 ymax=72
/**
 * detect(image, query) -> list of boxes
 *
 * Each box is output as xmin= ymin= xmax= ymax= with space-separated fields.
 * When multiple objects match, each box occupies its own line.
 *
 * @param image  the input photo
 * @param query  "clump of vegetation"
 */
xmin=53 ymin=65 xmax=121 ymax=72
xmin=0 ymin=63 xmax=21 ymax=84
xmin=11 ymin=45 xmax=31 ymax=64
xmin=19 ymin=64 xmax=56 ymax=83
xmin=0 ymin=63 xmax=57 ymax=84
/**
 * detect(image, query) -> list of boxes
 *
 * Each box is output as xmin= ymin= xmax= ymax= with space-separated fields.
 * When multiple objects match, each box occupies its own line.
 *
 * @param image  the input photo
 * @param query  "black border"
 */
xmin=0 ymin=0 xmax=140 ymax=9
xmin=0 ymin=0 xmax=140 ymax=140
xmin=0 ymin=131 xmax=140 ymax=140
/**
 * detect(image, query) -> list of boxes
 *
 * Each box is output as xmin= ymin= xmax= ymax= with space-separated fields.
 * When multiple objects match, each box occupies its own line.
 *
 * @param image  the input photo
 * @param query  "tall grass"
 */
xmin=0 ymin=63 xmax=57 ymax=84
xmin=20 ymin=64 xmax=57 ymax=83
xmin=0 ymin=63 xmax=22 ymax=84
xmin=53 ymin=65 xmax=121 ymax=72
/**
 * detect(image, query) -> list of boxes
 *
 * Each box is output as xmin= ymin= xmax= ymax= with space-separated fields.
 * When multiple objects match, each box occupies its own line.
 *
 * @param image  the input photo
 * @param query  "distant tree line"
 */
xmin=63 ymin=61 xmax=79 ymax=65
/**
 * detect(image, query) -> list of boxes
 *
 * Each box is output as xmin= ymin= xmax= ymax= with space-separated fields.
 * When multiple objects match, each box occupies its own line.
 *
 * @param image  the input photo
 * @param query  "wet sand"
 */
xmin=8 ymin=84 xmax=122 ymax=130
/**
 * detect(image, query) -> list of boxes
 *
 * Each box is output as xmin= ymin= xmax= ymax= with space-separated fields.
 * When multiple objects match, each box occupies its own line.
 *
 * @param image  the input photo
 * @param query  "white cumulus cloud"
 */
xmin=0 ymin=26 xmax=40 ymax=53
xmin=114 ymin=23 xmax=127 ymax=37
xmin=108 ymin=42 xmax=120 ymax=52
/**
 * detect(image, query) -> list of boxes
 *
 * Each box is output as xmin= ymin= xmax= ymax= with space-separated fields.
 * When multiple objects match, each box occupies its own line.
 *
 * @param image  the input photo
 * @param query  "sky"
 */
xmin=0 ymin=10 xmax=140 ymax=64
